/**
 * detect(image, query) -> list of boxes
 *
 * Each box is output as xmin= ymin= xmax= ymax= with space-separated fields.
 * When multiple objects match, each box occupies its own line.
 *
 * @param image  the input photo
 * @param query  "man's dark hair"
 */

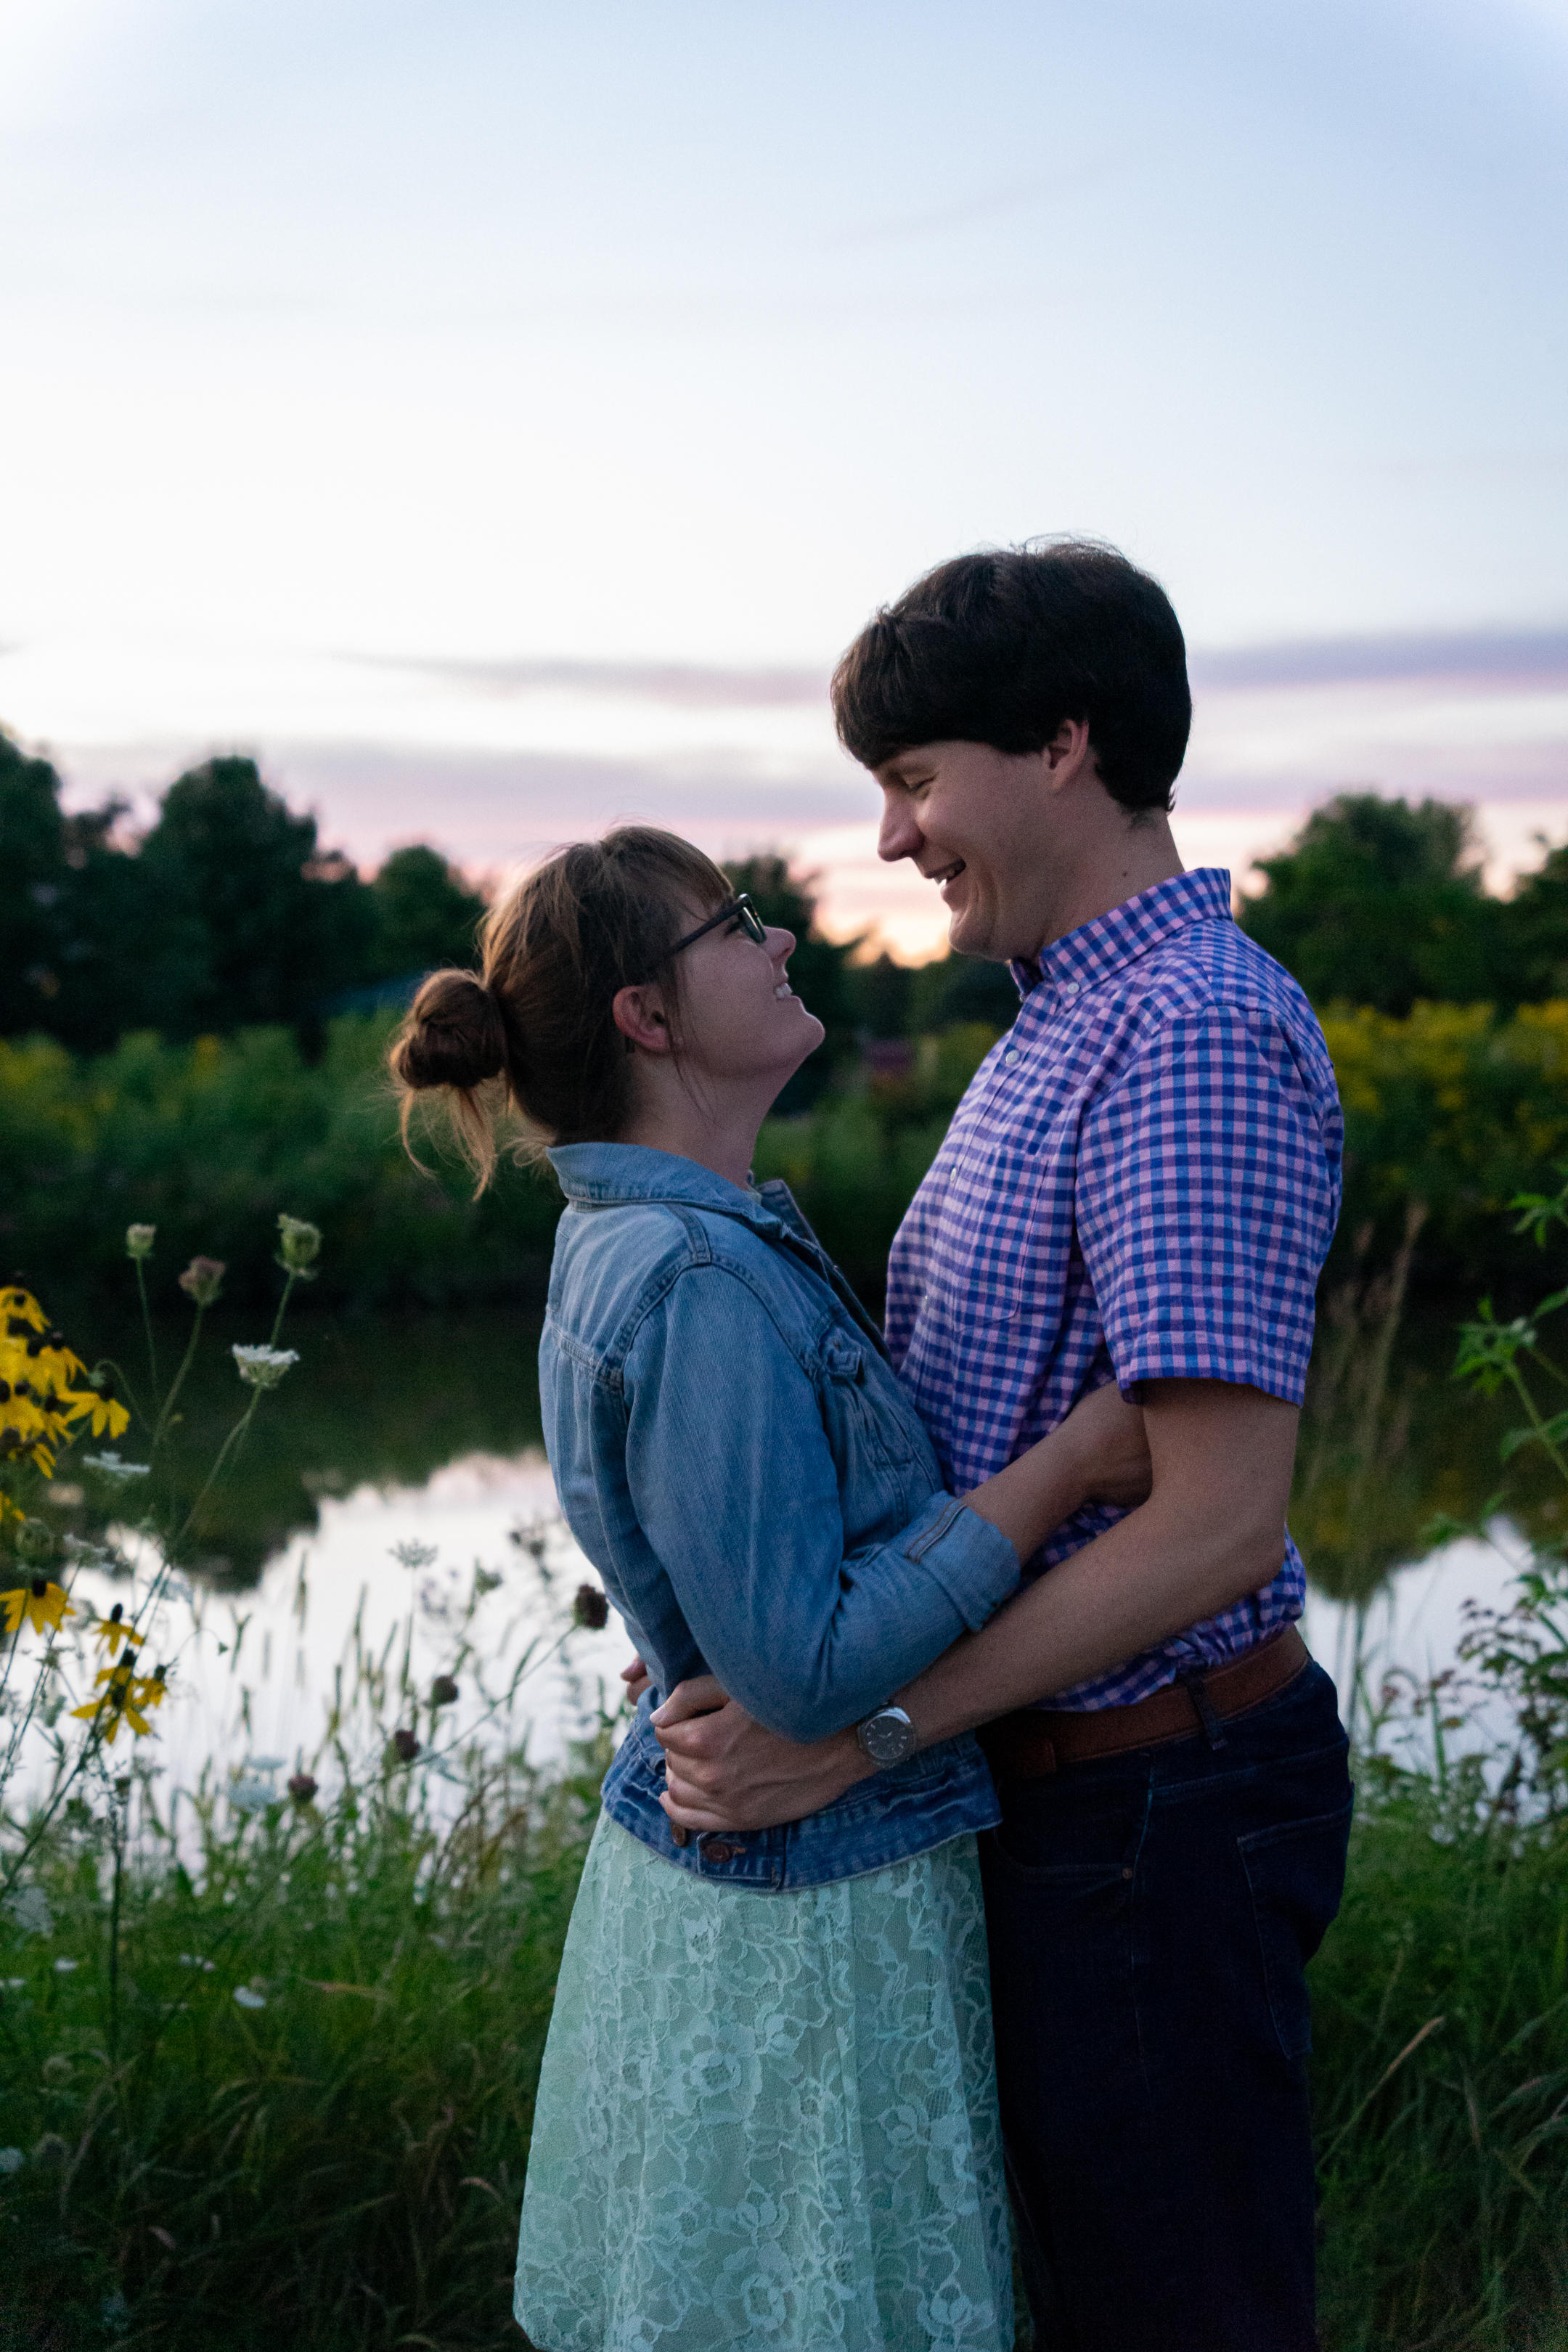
xmin=831 ymin=540 xmax=1191 ymax=816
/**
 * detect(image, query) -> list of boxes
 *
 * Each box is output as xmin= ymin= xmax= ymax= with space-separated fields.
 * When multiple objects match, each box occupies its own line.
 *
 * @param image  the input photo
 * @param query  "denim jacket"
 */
xmin=542 ymin=1143 xmax=1018 ymax=1890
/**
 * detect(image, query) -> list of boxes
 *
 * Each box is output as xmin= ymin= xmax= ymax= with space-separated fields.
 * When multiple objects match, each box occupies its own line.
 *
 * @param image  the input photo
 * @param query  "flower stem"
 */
xmin=134 ymin=1259 xmax=161 ymax=1415
xmin=107 ymin=1798 xmax=125 ymax=2063
xmin=152 ymin=1302 xmax=207 ymax=1453
xmin=171 ymin=1392 xmax=264 ymax=1556
xmin=268 ymin=1270 xmax=299 ymax=1352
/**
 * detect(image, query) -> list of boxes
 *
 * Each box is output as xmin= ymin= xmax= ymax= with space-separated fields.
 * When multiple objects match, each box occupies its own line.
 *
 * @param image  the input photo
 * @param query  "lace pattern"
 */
xmin=515 ymin=1814 xmax=1012 ymax=2351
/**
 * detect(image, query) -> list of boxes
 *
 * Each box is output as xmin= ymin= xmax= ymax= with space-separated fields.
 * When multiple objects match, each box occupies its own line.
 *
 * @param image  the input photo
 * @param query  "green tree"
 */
xmin=1240 ymin=793 xmax=1507 ymax=1012
xmin=1498 ymin=838 xmax=1568 ymax=1003
xmin=136 ymin=757 xmax=374 ymax=1042
xmin=0 ymin=732 xmax=148 ymax=1052
xmin=720 ymin=854 xmax=859 ymax=1111
xmin=366 ymin=844 xmax=488 ymax=983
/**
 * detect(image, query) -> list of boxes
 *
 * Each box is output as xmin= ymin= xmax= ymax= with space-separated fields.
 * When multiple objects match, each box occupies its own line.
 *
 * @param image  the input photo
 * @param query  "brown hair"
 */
xmin=389 ymin=825 xmax=730 ymax=1191
xmin=832 ymin=540 xmax=1191 ymax=816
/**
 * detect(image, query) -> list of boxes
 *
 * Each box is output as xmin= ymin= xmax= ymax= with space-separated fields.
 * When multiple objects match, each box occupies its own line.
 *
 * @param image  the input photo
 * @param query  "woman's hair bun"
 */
xmin=390 ymin=969 xmax=508 ymax=1095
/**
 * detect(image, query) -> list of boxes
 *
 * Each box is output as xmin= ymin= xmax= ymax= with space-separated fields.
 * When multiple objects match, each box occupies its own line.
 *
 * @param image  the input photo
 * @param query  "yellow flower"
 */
xmin=59 ymin=1387 xmax=130 ymax=1442
xmin=91 ymin=1604 xmax=145 ymax=1661
xmin=1 ymin=1580 xmax=75 ymax=1638
xmin=134 ymin=1665 xmax=168 ymax=1711
xmin=0 ymin=1287 xmax=47 ymax=1336
xmin=70 ymin=1660 xmax=151 ymax=1744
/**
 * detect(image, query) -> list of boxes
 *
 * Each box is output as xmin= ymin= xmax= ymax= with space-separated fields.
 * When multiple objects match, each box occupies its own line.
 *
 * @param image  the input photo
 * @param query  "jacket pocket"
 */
xmin=1237 ymin=1792 xmax=1354 ymax=2059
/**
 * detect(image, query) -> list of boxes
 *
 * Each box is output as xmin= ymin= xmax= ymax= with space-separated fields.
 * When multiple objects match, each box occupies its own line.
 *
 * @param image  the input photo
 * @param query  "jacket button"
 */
xmin=702 ymin=1838 xmax=736 ymax=1863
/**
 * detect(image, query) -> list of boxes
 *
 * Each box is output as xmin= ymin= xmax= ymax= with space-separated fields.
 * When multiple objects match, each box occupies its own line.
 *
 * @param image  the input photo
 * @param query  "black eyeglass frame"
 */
xmin=667 ymin=894 xmax=769 ymax=958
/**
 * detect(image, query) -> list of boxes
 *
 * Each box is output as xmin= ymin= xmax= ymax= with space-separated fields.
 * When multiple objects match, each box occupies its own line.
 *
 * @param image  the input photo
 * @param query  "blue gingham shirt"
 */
xmin=886 ymin=867 xmax=1344 ymax=1710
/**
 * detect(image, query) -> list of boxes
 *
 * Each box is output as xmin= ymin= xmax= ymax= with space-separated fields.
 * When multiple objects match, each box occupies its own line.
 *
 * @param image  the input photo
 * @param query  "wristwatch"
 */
xmin=855 ymin=1704 xmax=918 ymax=1769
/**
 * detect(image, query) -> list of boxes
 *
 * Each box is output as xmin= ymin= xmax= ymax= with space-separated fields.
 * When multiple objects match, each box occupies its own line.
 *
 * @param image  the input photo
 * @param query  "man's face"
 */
xmin=874 ymin=740 xmax=1060 ymax=963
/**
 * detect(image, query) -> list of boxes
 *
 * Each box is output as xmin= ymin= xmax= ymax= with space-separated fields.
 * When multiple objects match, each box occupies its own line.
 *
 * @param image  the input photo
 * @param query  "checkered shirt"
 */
xmin=886 ymin=867 xmax=1344 ymax=1710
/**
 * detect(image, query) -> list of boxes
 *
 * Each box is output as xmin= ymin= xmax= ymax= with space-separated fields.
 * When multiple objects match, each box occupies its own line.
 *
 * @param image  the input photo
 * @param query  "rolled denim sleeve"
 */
xmin=621 ymin=1265 xmax=1018 ymax=1741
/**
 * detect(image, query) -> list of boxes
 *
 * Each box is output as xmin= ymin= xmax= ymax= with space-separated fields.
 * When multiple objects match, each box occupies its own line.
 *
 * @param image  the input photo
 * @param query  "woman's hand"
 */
xmin=620 ymin=1654 xmax=653 ymax=1707
xmin=1055 ymin=1377 xmax=1151 ymax=1510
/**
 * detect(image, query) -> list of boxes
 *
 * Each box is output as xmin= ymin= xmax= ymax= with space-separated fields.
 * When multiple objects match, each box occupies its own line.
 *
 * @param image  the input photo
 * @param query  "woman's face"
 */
xmin=665 ymin=897 xmax=825 ymax=1090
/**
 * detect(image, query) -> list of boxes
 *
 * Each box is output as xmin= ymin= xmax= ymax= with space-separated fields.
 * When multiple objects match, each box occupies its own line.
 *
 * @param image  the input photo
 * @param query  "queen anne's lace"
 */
xmin=515 ymin=1817 xmax=1011 ymax=2352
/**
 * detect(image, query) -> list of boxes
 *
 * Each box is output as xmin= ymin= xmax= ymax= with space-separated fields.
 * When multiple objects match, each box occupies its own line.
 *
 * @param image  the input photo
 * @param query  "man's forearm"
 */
xmin=896 ymin=1493 xmax=1283 ymax=1745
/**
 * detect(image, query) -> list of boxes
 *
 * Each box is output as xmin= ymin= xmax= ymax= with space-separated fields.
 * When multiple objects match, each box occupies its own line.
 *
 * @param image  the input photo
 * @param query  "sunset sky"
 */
xmin=2 ymin=0 xmax=1565 ymax=955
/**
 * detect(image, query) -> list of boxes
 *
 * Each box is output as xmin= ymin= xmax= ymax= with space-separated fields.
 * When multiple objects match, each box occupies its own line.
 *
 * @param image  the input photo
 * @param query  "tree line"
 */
xmin=7 ymin=723 xmax=1568 ymax=1064
xmin=1 ymin=735 xmax=487 ymax=1055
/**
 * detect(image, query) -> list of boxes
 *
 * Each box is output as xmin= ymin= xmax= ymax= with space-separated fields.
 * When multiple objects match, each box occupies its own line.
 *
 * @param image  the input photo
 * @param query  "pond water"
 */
xmin=17 ymin=1299 xmax=1564 ymax=1804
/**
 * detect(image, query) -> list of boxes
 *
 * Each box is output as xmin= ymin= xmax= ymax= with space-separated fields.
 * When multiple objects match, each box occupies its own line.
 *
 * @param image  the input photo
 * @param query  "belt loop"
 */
xmin=1180 ymin=1669 xmax=1228 ymax=1752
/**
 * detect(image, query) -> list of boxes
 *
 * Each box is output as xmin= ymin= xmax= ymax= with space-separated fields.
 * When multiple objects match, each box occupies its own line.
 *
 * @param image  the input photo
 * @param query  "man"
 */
xmin=655 ymin=542 xmax=1351 ymax=2352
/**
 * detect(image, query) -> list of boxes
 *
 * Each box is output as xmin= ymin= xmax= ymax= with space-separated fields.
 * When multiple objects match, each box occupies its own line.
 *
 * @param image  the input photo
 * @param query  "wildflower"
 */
xmin=287 ymin=1772 xmax=319 ymax=1803
xmin=232 ymin=1344 xmax=299 ymax=1390
xmin=2 ymin=1578 xmax=75 ymax=1638
xmin=0 ymin=2149 xmax=21 ymax=2174
xmin=178 ymin=1257 xmax=226 ymax=1307
xmin=391 ymin=1727 xmax=421 ymax=1764
xmin=3 ymin=1886 xmax=53 ymax=1937
xmin=62 ymin=1375 xmax=131 ymax=1442
xmin=81 ymin=1451 xmax=150 ymax=1482
xmin=69 ymin=1659 xmax=152 ymax=1744
xmin=573 ymin=1582 xmax=611 ymax=1630
xmin=473 ymin=1566 xmax=502 ymax=1595
xmin=430 ymin=1674 xmax=459 ymax=1707
xmin=232 ymin=1985 xmax=266 ymax=2010
xmin=136 ymin=1665 xmax=170 ymax=1712
xmin=125 ymin=1225 xmax=156 ymax=1260
xmin=52 ymin=1958 xmax=78 ymax=1974
xmin=41 ymin=2055 xmax=72 ymax=2086
xmin=177 ymin=1954 xmax=216 ymax=1972
xmin=391 ymin=1540 xmax=438 ymax=1570
xmin=275 ymin=1214 xmax=322 ymax=1277
xmin=229 ymin=1776 xmax=276 ymax=1813
xmin=91 ymin=1604 xmax=146 ymax=1662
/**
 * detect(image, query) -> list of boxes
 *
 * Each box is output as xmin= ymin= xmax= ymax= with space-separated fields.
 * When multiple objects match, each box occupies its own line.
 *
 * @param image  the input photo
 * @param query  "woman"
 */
xmin=391 ymin=827 xmax=1148 ymax=2352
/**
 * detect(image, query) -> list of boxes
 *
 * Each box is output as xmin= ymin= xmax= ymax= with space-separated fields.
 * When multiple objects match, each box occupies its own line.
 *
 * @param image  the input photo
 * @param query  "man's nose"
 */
xmin=878 ymin=793 xmax=920 ymax=864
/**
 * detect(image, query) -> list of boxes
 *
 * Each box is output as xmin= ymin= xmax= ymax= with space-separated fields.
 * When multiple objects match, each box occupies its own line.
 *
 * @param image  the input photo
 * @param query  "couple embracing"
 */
xmin=393 ymin=542 xmax=1352 ymax=2352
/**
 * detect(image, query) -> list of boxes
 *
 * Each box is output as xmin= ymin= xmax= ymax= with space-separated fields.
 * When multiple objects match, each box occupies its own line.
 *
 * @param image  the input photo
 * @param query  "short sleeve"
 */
xmin=1074 ymin=1006 xmax=1340 ymax=1406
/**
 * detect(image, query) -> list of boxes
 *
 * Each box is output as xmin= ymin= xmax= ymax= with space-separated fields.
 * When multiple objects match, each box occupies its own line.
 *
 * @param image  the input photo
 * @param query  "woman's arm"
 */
xmin=621 ymin=1273 xmax=1143 ymax=1743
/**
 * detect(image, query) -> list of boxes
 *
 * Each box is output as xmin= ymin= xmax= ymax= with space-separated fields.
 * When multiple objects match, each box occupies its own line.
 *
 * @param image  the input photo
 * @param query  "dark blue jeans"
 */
xmin=979 ymin=1660 xmax=1352 ymax=2352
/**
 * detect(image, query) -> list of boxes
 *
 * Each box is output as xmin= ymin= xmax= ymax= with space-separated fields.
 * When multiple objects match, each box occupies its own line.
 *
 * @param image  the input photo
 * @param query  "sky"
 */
xmin=1 ymin=0 xmax=1566 ymax=955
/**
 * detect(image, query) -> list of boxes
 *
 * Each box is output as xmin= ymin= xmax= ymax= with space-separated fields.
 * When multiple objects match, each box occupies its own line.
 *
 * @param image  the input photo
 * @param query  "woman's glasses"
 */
xmin=669 ymin=894 xmax=768 ymax=957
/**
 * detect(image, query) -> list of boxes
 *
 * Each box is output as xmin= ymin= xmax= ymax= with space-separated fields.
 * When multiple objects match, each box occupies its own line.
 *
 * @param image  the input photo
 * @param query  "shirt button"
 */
xmin=1004 ymin=1048 xmax=1020 ymax=1066
xmin=1062 ymin=983 xmax=1080 ymax=998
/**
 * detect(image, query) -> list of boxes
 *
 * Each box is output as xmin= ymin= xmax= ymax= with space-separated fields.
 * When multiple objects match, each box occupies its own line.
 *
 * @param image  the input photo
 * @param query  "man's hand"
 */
xmin=654 ymin=1678 xmax=870 ymax=1833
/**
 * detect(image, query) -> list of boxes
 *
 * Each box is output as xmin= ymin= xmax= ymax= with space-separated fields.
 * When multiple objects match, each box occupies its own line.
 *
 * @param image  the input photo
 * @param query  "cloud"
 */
xmin=1190 ymin=627 xmax=1568 ymax=692
xmin=348 ymin=653 xmax=830 ymax=711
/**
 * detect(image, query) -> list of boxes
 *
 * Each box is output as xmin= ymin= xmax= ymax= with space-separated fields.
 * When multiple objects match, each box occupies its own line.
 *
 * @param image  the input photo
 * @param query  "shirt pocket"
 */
xmin=923 ymin=1137 xmax=1050 ymax=1328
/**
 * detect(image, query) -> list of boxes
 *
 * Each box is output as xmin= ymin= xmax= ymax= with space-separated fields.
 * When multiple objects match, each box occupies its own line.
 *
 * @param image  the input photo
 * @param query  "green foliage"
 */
xmin=364 ymin=845 xmax=489 ymax=988
xmin=1241 ymin=794 xmax=1508 ymax=1014
xmin=0 ymin=736 xmax=488 ymax=1056
xmin=0 ymin=1018 xmax=562 ymax=1314
xmin=0 ymin=1744 xmax=603 ymax=2351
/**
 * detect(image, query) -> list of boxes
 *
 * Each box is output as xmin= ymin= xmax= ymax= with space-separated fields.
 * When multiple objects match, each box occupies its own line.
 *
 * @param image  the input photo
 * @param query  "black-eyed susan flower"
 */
xmin=90 ymin=1604 xmax=146 ymax=1662
xmin=134 ymin=1664 xmax=169 ymax=1712
xmin=70 ymin=1659 xmax=152 ymax=1744
xmin=2 ymin=1578 xmax=75 ymax=1638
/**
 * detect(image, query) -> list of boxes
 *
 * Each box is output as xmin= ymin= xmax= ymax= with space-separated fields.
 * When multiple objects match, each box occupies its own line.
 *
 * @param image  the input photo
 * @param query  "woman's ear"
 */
xmin=612 ymin=984 xmax=673 ymax=1056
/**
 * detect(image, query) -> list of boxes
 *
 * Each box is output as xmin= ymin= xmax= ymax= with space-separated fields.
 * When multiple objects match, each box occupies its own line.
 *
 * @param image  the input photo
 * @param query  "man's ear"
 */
xmin=1042 ymin=718 xmax=1095 ymax=788
xmin=612 ymin=984 xmax=674 ymax=1056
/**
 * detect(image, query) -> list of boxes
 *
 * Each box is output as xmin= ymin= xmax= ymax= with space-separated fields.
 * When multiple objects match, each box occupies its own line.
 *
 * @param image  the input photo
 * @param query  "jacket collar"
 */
xmin=1010 ymin=867 xmax=1233 ymax=998
xmin=549 ymin=1142 xmax=888 ymax=1355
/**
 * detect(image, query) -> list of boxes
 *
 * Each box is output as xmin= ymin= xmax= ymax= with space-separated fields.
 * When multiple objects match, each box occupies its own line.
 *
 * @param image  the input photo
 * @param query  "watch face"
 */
xmin=862 ymin=1709 xmax=915 ymax=1766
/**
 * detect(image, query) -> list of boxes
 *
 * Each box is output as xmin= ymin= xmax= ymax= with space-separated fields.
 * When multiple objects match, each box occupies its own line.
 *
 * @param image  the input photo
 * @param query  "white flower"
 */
xmin=229 ymin=1778 xmax=276 ymax=1814
xmin=4 ymin=1886 xmax=53 ymax=1937
xmin=53 ymin=1957 xmax=78 ymax=1973
xmin=177 ymin=1953 xmax=216 ymax=1972
xmin=0 ymin=2149 xmax=22 ymax=2174
xmin=391 ymin=1540 xmax=438 ymax=1569
xmin=232 ymin=1344 xmax=299 ymax=1391
xmin=4 ymin=1978 xmax=25 ymax=1990
xmin=81 ymin=1452 xmax=150 ymax=1480
xmin=242 ymin=1755 xmax=285 ymax=1773
xmin=232 ymin=1985 xmax=266 ymax=2010
xmin=62 ymin=1535 xmax=114 ymax=1569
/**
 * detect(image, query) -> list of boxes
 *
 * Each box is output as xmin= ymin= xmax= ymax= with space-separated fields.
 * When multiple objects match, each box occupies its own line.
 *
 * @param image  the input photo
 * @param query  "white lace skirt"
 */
xmin=514 ymin=1811 xmax=1013 ymax=2352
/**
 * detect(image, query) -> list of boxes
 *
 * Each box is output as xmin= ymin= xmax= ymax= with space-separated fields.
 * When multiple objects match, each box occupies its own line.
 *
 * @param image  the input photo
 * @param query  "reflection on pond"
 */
xmin=61 ymin=1309 xmax=547 ymax=1591
xmin=52 ymin=1289 xmax=1563 ymax=1614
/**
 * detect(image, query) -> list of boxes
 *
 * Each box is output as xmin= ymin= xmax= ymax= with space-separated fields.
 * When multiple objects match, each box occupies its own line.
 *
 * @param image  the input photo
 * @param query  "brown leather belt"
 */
xmin=976 ymin=1625 xmax=1311 ymax=1781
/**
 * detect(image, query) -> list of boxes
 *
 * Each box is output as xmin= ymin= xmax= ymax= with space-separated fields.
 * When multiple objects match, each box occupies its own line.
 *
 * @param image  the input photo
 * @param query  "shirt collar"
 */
xmin=1010 ymin=867 xmax=1233 ymax=999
